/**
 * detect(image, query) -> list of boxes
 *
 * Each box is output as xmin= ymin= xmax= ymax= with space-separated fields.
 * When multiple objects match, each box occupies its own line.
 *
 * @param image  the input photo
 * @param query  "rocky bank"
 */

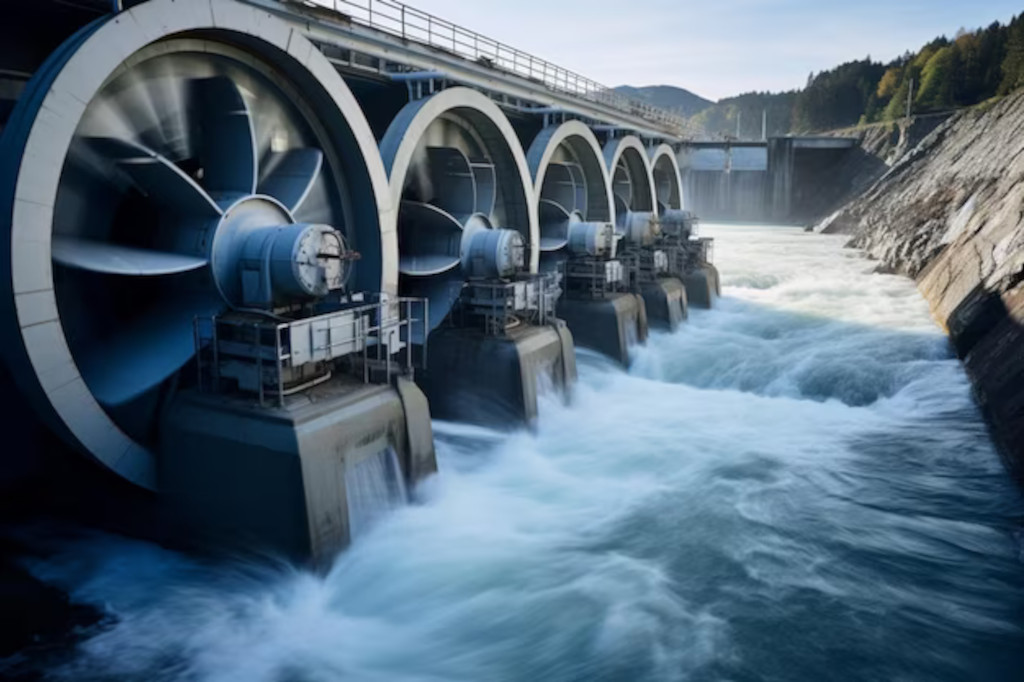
xmin=819 ymin=90 xmax=1024 ymax=481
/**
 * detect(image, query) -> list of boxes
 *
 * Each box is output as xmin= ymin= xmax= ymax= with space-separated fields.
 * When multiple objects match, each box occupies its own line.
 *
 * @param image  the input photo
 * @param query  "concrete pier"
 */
xmin=641 ymin=278 xmax=687 ymax=331
xmin=417 ymin=322 xmax=576 ymax=428
xmin=557 ymin=293 xmax=647 ymax=366
xmin=683 ymin=265 xmax=722 ymax=309
xmin=159 ymin=377 xmax=436 ymax=568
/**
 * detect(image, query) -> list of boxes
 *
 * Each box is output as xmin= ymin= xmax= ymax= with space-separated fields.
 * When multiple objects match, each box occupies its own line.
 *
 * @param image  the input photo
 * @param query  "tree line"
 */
xmin=691 ymin=13 xmax=1024 ymax=137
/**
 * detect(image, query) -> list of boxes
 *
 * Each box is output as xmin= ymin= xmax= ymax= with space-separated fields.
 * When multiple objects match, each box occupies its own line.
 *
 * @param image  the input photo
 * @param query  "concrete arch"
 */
xmin=379 ymin=86 xmax=539 ymax=274
xmin=0 ymin=0 xmax=394 ymax=489
xmin=525 ymin=120 xmax=614 ymax=224
xmin=603 ymin=135 xmax=658 ymax=219
xmin=649 ymin=143 xmax=684 ymax=215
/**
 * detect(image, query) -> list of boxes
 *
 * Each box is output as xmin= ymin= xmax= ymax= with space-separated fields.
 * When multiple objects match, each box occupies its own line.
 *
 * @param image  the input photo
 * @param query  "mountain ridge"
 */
xmin=613 ymin=85 xmax=714 ymax=117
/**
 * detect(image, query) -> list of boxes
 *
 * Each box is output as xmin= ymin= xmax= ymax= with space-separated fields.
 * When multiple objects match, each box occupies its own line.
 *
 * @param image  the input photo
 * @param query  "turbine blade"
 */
xmin=399 ymin=200 xmax=464 ymax=276
xmin=539 ymin=198 xmax=571 ymax=250
xmin=539 ymin=237 xmax=569 ymax=252
xmin=425 ymin=147 xmax=476 ymax=217
xmin=258 ymin=148 xmax=323 ymax=212
xmin=399 ymin=254 xmax=462 ymax=276
xmin=52 ymin=238 xmax=209 ymax=276
xmin=86 ymin=137 xmax=221 ymax=218
xmin=191 ymin=76 xmax=258 ymax=197
xmin=79 ymin=294 xmax=223 ymax=406
xmin=401 ymin=272 xmax=463 ymax=340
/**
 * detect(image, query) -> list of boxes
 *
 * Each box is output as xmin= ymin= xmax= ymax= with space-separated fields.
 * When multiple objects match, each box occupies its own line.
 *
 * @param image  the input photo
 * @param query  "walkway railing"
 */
xmin=306 ymin=0 xmax=690 ymax=135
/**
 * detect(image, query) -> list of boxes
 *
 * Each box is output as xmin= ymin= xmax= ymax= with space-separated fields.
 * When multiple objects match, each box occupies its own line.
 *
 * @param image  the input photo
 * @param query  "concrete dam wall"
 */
xmin=678 ymin=137 xmax=864 ymax=224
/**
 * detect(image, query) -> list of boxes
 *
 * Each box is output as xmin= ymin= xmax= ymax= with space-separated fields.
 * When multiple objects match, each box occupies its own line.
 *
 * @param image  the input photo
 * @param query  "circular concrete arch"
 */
xmin=649 ymin=143 xmax=684 ymax=215
xmin=0 ymin=0 xmax=394 ymax=490
xmin=526 ymin=120 xmax=614 ymax=223
xmin=379 ymin=86 xmax=539 ymax=274
xmin=603 ymin=135 xmax=658 ymax=218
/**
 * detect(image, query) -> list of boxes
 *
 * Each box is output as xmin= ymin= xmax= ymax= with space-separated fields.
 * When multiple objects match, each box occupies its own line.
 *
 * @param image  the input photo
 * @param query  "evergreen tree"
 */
xmin=682 ymin=15 xmax=1024 ymax=136
xmin=1000 ymin=15 xmax=1024 ymax=94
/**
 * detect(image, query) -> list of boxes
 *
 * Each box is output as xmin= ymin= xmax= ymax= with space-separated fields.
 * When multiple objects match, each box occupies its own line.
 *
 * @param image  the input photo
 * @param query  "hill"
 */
xmin=618 ymin=13 xmax=1024 ymax=138
xmin=614 ymin=85 xmax=714 ymax=117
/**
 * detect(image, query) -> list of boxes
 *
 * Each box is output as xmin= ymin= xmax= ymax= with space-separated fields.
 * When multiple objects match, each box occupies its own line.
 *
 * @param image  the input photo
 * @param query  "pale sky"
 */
xmin=388 ymin=0 xmax=1022 ymax=101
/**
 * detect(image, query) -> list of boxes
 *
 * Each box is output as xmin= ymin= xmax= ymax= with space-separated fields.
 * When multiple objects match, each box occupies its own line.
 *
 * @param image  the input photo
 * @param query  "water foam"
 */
xmin=18 ymin=224 xmax=1024 ymax=682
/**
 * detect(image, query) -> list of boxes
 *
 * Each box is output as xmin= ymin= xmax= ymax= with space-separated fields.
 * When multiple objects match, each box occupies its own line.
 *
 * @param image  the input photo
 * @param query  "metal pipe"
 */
xmin=388 ymin=70 xmax=448 ymax=81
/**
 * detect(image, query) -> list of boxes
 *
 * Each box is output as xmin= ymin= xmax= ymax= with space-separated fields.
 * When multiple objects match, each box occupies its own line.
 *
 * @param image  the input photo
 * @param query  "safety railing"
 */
xmin=305 ymin=0 xmax=690 ymax=135
xmin=455 ymin=272 xmax=561 ymax=335
xmin=194 ymin=296 xmax=428 ymax=407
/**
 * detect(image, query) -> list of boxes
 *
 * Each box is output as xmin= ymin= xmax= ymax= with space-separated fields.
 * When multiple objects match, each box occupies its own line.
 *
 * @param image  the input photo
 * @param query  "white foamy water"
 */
xmin=21 ymin=224 xmax=1024 ymax=681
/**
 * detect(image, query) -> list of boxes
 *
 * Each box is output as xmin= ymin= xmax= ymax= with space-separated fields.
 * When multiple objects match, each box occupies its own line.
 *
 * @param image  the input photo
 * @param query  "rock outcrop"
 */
xmin=819 ymin=91 xmax=1024 ymax=482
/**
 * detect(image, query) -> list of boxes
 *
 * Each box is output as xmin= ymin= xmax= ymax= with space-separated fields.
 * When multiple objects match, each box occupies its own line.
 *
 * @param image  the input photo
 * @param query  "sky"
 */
xmin=384 ymin=0 xmax=1022 ymax=101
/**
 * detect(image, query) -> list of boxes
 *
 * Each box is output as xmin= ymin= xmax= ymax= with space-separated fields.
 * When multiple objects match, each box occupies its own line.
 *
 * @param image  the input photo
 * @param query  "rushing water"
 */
xmin=18 ymin=224 xmax=1024 ymax=681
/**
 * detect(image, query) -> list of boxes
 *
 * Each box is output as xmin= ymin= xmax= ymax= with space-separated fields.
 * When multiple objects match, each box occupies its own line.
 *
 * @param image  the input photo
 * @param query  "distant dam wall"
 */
xmin=678 ymin=137 xmax=865 ymax=224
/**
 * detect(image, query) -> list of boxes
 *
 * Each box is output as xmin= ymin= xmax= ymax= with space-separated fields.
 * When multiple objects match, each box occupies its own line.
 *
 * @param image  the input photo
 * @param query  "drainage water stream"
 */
xmin=21 ymin=224 xmax=1024 ymax=681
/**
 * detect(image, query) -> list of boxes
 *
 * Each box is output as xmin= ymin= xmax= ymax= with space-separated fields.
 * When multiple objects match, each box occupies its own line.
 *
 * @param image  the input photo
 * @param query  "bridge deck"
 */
xmin=243 ymin=0 xmax=689 ymax=139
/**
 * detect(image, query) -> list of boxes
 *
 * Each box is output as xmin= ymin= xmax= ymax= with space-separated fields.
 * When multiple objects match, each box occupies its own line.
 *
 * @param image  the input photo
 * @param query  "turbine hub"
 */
xmin=461 ymin=219 xmax=525 ymax=280
xmin=210 ymin=196 xmax=348 ymax=307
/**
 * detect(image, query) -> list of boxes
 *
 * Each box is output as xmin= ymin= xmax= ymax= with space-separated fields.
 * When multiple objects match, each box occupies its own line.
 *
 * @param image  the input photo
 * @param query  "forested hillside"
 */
xmin=678 ymin=13 xmax=1024 ymax=137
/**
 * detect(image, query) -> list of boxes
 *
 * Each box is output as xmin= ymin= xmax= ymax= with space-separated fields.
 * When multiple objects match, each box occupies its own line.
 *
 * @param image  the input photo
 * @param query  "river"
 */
xmin=19 ymin=224 xmax=1024 ymax=681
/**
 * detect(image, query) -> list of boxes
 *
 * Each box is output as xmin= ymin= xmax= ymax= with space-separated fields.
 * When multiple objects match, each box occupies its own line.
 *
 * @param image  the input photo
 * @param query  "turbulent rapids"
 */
xmin=15 ymin=224 xmax=1024 ymax=681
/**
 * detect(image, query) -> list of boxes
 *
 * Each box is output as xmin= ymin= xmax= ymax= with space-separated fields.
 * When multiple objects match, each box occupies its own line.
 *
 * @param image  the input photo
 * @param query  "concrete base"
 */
xmin=557 ymin=292 xmax=647 ymax=367
xmin=683 ymin=264 xmax=721 ymax=308
xmin=417 ymin=321 xmax=576 ymax=428
xmin=159 ymin=376 xmax=436 ymax=568
xmin=641 ymin=278 xmax=687 ymax=331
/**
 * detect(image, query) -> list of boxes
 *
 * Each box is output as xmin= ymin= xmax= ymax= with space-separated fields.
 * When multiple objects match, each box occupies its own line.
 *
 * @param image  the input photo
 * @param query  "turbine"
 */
xmin=0 ymin=4 xmax=391 ymax=488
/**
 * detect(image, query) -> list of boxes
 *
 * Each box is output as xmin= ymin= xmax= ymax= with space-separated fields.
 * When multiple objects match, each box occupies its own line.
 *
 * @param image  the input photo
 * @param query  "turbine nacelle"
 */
xmin=238 ymin=222 xmax=351 ymax=308
xmin=617 ymin=209 xmax=660 ymax=246
xmin=461 ymin=216 xmax=525 ymax=280
xmin=658 ymin=208 xmax=697 ymax=239
xmin=567 ymin=221 xmax=617 ymax=259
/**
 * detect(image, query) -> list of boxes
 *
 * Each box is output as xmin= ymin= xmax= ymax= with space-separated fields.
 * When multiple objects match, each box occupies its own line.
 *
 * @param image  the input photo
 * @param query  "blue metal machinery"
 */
xmin=0 ymin=0 xmax=717 ymax=562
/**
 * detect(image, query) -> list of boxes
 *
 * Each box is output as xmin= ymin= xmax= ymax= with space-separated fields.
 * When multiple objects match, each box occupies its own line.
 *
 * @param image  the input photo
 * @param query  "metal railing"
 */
xmin=455 ymin=272 xmax=561 ymax=335
xmin=194 ymin=297 xmax=429 ymax=407
xmin=305 ymin=0 xmax=690 ymax=135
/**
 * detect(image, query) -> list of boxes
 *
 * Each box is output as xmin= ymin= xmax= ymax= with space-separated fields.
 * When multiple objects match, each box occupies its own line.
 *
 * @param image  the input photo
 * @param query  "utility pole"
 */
xmin=762 ymin=108 xmax=767 ymax=141
xmin=736 ymin=109 xmax=742 ymax=139
xmin=906 ymin=77 xmax=914 ymax=120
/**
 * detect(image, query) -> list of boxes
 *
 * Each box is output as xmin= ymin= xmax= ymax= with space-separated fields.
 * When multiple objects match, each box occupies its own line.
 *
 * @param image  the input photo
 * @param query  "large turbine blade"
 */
xmin=399 ymin=201 xmax=463 ymax=276
xmin=257 ymin=148 xmax=323 ymax=212
xmin=79 ymin=294 xmax=223 ymax=406
xmin=542 ymin=163 xmax=579 ymax=214
xmin=425 ymin=147 xmax=476 ymax=217
xmin=86 ymin=137 xmax=222 ymax=218
xmin=538 ymin=199 xmax=570 ymax=252
xmin=191 ymin=76 xmax=258 ymax=197
xmin=613 ymin=162 xmax=633 ymax=207
xmin=53 ymin=238 xmax=208 ymax=276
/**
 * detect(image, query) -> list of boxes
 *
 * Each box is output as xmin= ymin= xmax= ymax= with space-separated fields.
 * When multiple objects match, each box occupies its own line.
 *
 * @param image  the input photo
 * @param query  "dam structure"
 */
xmin=678 ymin=137 xmax=860 ymax=224
xmin=0 ymin=0 xmax=718 ymax=564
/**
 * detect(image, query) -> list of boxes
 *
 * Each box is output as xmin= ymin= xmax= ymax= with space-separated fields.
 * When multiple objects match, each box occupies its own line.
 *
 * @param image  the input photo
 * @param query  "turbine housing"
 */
xmin=568 ymin=220 xmax=617 ymax=258
xmin=238 ymin=223 xmax=352 ymax=307
xmin=379 ymin=87 xmax=538 ymax=333
xmin=604 ymin=135 xmax=660 ymax=246
xmin=462 ymin=220 xmax=526 ymax=280
xmin=0 ymin=0 xmax=397 ymax=489
xmin=525 ymin=121 xmax=616 ymax=272
xmin=658 ymin=208 xmax=697 ymax=239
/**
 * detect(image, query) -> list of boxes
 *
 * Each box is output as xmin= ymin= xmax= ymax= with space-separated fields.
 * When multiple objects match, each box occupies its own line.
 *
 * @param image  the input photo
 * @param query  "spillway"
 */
xmin=7 ymin=224 xmax=1024 ymax=681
